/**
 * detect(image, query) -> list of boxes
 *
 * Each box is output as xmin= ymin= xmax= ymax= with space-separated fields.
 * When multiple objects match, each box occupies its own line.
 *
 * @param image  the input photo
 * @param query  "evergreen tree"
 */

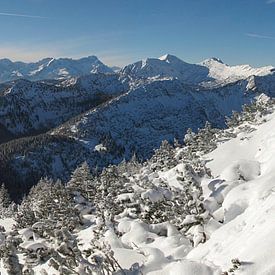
xmin=34 ymin=180 xmax=82 ymax=231
xmin=15 ymin=196 xmax=37 ymax=229
xmin=67 ymin=161 xmax=93 ymax=201
xmin=149 ymin=140 xmax=176 ymax=171
xmin=0 ymin=183 xmax=11 ymax=208
xmin=0 ymin=234 xmax=23 ymax=275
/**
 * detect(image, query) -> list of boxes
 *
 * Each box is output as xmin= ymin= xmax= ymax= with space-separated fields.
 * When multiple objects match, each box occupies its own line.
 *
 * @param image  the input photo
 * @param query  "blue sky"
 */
xmin=0 ymin=0 xmax=274 ymax=67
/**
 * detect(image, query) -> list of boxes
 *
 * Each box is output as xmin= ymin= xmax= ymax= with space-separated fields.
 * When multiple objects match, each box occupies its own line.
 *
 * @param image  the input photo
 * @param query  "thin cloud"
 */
xmin=267 ymin=0 xmax=275 ymax=3
xmin=0 ymin=12 xmax=47 ymax=19
xmin=246 ymin=33 xmax=275 ymax=40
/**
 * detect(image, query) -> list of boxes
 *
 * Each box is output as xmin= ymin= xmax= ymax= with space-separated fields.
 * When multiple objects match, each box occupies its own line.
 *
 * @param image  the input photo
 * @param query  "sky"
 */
xmin=0 ymin=0 xmax=274 ymax=67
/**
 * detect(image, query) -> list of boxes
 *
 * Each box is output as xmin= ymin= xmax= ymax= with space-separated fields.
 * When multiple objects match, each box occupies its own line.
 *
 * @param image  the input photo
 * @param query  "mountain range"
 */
xmin=0 ymin=54 xmax=274 ymax=198
xmin=0 ymin=55 xmax=113 ymax=83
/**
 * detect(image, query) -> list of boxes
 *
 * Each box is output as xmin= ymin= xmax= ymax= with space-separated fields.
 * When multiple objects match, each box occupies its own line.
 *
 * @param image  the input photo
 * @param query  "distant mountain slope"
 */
xmin=0 ymin=56 xmax=113 ymax=83
xmin=0 ymin=54 xmax=274 ymax=198
xmin=2 ymin=72 xmax=275 ymax=198
xmin=0 ymin=73 xmax=128 ymax=136
xmin=1 ymin=81 xmax=275 ymax=275
xmin=121 ymin=54 xmax=211 ymax=85
xmin=121 ymin=54 xmax=274 ymax=87
xmin=55 ymin=78 xmax=257 ymax=159
xmin=201 ymin=57 xmax=274 ymax=86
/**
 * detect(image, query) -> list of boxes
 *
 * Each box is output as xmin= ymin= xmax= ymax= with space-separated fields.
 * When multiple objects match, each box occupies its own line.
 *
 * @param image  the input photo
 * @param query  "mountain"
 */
xmin=1 ymin=54 xmax=275 ymax=274
xmin=1 ymin=93 xmax=275 ymax=274
xmin=0 ymin=73 xmax=128 ymax=138
xmin=0 ymin=54 xmax=274 ymax=198
xmin=2 ymin=72 xmax=275 ymax=198
xmin=121 ymin=54 xmax=211 ymax=85
xmin=53 ymin=78 xmax=258 ymax=159
xmin=121 ymin=54 xmax=274 ymax=87
xmin=201 ymin=57 xmax=275 ymax=87
xmin=0 ymin=56 xmax=113 ymax=83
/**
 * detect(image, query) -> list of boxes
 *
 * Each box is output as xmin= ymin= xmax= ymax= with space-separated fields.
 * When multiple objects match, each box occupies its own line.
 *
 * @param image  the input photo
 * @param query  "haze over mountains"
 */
xmin=0 ymin=54 xmax=274 ymax=198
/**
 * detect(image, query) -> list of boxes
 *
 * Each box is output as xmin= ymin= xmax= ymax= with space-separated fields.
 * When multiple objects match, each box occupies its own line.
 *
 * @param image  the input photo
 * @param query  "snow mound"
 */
xmin=152 ymin=260 xmax=220 ymax=275
xmin=220 ymin=159 xmax=261 ymax=181
xmin=188 ymin=106 xmax=275 ymax=274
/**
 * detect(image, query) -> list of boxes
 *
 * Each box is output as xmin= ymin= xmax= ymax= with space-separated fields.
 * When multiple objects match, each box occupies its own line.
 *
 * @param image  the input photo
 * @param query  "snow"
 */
xmin=151 ymin=260 xmax=220 ymax=275
xmin=205 ymin=111 xmax=275 ymax=176
xmin=0 ymin=55 xmax=113 ymax=83
xmin=2 ymin=103 xmax=275 ymax=274
xmin=201 ymin=57 xmax=274 ymax=84
xmin=0 ymin=218 xmax=15 ymax=232
xmin=103 ymin=105 xmax=275 ymax=274
xmin=219 ymin=159 xmax=260 ymax=181
xmin=1 ymin=54 xmax=275 ymax=274
xmin=122 ymin=54 xmax=274 ymax=87
xmin=186 ymin=106 xmax=275 ymax=274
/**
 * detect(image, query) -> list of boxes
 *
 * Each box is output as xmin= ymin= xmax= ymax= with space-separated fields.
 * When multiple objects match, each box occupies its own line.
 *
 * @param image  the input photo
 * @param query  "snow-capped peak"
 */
xmin=159 ymin=53 xmax=179 ymax=61
xmin=158 ymin=54 xmax=189 ymax=65
xmin=0 ymin=56 xmax=113 ymax=83
xmin=158 ymin=54 xmax=170 ymax=61
xmin=202 ymin=57 xmax=224 ymax=65
xmin=123 ymin=54 xmax=274 ymax=87
xmin=201 ymin=57 xmax=274 ymax=83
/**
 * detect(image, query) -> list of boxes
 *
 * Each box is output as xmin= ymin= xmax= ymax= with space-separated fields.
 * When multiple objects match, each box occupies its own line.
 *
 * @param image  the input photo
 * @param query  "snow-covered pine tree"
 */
xmin=0 ymin=183 xmax=11 ymax=208
xmin=67 ymin=161 xmax=94 ymax=201
xmin=183 ymin=121 xmax=218 ymax=157
xmin=226 ymin=94 xmax=274 ymax=128
xmin=0 ymin=234 xmax=23 ymax=275
xmin=149 ymin=140 xmax=177 ymax=171
xmin=15 ymin=196 xmax=37 ymax=229
xmin=33 ymin=180 xmax=82 ymax=231
xmin=0 ymin=183 xmax=13 ymax=218
xmin=91 ymin=165 xmax=134 ymax=220
xmin=15 ymin=178 xmax=55 ymax=228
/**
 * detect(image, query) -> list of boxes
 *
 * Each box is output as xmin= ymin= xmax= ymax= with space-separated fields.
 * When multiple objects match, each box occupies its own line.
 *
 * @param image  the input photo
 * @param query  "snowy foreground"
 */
xmin=114 ymin=104 xmax=275 ymax=274
xmin=1 ymin=97 xmax=275 ymax=274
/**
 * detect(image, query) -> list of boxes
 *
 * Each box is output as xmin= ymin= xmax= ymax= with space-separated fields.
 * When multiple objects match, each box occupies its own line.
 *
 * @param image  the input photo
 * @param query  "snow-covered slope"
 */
xmin=121 ymin=54 xmax=274 ymax=87
xmin=0 ymin=54 xmax=274 ymax=199
xmin=201 ymin=57 xmax=275 ymax=87
xmin=55 ymin=79 xmax=254 ymax=159
xmin=121 ymin=54 xmax=211 ymax=85
xmin=85 ymin=98 xmax=275 ymax=274
xmin=0 ymin=73 xmax=128 ymax=136
xmin=185 ymin=103 xmax=275 ymax=274
xmin=1 ymin=96 xmax=275 ymax=274
xmin=0 ymin=56 xmax=113 ymax=83
xmin=109 ymin=97 xmax=275 ymax=274
xmin=2 ymin=74 xmax=275 ymax=196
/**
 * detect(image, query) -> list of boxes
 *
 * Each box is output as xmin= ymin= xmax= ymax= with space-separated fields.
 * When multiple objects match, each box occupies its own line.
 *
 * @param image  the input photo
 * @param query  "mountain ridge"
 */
xmin=0 ymin=55 xmax=113 ymax=83
xmin=121 ymin=54 xmax=274 ymax=87
xmin=0 ymin=53 xmax=274 ymax=199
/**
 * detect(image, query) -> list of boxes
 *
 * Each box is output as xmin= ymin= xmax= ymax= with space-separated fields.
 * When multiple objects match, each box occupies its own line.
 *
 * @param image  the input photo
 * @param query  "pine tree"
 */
xmin=0 ymin=183 xmax=11 ymax=208
xmin=15 ymin=196 xmax=37 ymax=229
xmin=34 ymin=180 xmax=82 ymax=231
xmin=67 ymin=161 xmax=93 ymax=201
xmin=0 ymin=234 xmax=23 ymax=275
xmin=149 ymin=140 xmax=176 ymax=171
xmin=91 ymin=165 xmax=134 ymax=219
